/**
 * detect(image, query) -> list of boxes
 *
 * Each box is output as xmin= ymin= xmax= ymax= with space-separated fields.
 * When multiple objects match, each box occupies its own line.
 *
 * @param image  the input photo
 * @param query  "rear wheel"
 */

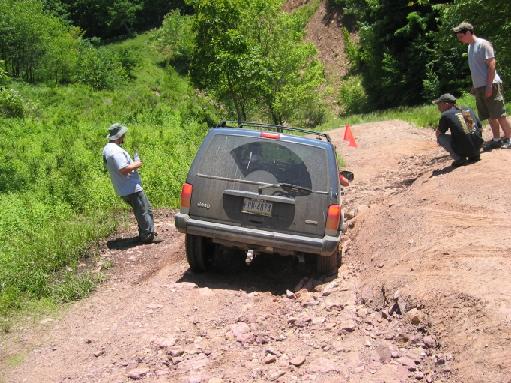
xmin=185 ymin=234 xmax=214 ymax=272
xmin=316 ymin=249 xmax=341 ymax=275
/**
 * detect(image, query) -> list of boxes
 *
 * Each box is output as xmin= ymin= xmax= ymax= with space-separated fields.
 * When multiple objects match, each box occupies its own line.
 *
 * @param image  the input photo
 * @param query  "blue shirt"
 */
xmin=102 ymin=142 xmax=143 ymax=196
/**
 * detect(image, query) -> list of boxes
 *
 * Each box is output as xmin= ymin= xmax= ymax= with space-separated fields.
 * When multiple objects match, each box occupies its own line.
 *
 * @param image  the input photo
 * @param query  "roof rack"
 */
xmin=215 ymin=120 xmax=332 ymax=143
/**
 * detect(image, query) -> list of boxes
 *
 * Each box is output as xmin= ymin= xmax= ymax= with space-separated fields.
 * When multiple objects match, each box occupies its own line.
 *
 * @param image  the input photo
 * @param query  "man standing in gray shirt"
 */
xmin=453 ymin=22 xmax=511 ymax=150
xmin=103 ymin=123 xmax=155 ymax=243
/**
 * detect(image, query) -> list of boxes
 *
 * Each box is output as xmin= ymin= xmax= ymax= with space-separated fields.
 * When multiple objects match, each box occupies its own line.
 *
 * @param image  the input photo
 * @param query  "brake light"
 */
xmin=325 ymin=204 xmax=341 ymax=235
xmin=260 ymin=131 xmax=280 ymax=140
xmin=180 ymin=183 xmax=193 ymax=212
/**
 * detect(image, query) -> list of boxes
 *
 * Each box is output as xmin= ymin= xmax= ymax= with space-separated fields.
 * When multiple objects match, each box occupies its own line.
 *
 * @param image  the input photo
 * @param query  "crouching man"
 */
xmin=433 ymin=93 xmax=483 ymax=167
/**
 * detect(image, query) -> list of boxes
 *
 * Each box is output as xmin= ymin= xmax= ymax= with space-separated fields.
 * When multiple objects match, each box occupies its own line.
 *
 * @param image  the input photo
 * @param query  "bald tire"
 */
xmin=185 ymin=234 xmax=213 ymax=272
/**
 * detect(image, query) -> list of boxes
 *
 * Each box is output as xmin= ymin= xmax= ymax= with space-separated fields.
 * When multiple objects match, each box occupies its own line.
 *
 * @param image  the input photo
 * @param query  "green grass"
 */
xmin=289 ymin=0 xmax=322 ymax=29
xmin=319 ymin=92 xmax=511 ymax=132
xmin=0 ymin=296 xmax=58 ymax=334
xmin=4 ymin=353 xmax=25 ymax=368
xmin=0 ymin=32 xmax=218 ymax=320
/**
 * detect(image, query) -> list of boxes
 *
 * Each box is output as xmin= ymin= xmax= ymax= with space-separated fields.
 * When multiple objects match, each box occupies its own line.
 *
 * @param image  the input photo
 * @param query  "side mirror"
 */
xmin=340 ymin=170 xmax=354 ymax=182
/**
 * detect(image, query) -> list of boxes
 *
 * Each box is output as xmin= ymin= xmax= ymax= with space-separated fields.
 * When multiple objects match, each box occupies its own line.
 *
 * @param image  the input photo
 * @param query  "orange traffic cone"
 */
xmin=343 ymin=123 xmax=358 ymax=148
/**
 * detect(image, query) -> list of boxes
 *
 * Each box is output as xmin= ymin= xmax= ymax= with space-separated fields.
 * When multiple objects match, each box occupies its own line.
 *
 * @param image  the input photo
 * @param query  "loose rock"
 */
xmin=128 ymin=367 xmax=150 ymax=380
xmin=290 ymin=355 xmax=306 ymax=367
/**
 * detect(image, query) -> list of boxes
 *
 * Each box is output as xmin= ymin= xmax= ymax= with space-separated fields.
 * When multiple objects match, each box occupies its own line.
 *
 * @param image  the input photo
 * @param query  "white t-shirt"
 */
xmin=102 ymin=142 xmax=142 ymax=196
xmin=468 ymin=37 xmax=502 ymax=88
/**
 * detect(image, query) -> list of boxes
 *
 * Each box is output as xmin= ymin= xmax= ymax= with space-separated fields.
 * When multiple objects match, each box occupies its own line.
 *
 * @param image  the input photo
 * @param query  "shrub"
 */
xmin=338 ymin=75 xmax=368 ymax=115
xmin=153 ymin=9 xmax=196 ymax=65
xmin=0 ymin=60 xmax=8 ymax=85
xmin=75 ymin=41 xmax=128 ymax=90
xmin=422 ymin=65 xmax=440 ymax=102
xmin=0 ymin=60 xmax=25 ymax=117
xmin=0 ymin=89 xmax=25 ymax=118
xmin=116 ymin=48 xmax=140 ymax=79
xmin=299 ymin=100 xmax=327 ymax=129
xmin=0 ymin=32 xmax=220 ymax=317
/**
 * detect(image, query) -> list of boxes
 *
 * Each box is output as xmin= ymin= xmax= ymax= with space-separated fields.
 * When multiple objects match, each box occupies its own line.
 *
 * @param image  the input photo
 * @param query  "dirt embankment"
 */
xmin=285 ymin=0 xmax=353 ymax=113
xmin=2 ymin=120 xmax=510 ymax=383
xmin=340 ymin=122 xmax=511 ymax=383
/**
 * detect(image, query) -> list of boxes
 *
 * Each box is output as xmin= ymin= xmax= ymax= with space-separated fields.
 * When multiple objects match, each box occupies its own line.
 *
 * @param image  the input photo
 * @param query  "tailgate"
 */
xmin=187 ymin=134 xmax=332 ymax=237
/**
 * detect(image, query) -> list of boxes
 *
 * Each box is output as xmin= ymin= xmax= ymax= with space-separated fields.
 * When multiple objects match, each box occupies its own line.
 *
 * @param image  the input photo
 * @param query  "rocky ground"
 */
xmin=2 ymin=119 xmax=510 ymax=383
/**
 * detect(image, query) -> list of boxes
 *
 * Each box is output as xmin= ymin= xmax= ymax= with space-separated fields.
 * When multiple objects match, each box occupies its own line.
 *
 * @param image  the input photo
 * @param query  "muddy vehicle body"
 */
xmin=175 ymin=121 xmax=352 ymax=274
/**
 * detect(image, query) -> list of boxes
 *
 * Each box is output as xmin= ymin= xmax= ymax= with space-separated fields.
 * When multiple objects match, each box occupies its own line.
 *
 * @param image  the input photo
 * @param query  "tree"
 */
xmin=338 ymin=0 xmax=511 ymax=109
xmin=59 ymin=0 xmax=142 ymax=38
xmin=153 ymin=9 xmax=195 ymax=65
xmin=353 ymin=0 xmax=442 ymax=108
xmin=437 ymin=0 xmax=511 ymax=98
xmin=239 ymin=1 xmax=324 ymax=125
xmin=188 ymin=0 xmax=325 ymax=125
xmin=0 ymin=0 xmax=81 ymax=83
xmin=188 ymin=0 xmax=249 ymax=121
xmin=135 ymin=0 xmax=191 ymax=31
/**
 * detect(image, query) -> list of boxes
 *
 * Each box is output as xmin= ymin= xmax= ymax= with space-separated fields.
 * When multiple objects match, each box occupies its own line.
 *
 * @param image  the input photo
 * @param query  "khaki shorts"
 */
xmin=473 ymin=83 xmax=507 ymax=121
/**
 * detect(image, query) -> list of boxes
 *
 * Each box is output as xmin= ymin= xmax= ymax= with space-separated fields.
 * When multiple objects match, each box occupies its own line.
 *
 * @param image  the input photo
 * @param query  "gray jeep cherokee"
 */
xmin=175 ymin=121 xmax=352 ymax=274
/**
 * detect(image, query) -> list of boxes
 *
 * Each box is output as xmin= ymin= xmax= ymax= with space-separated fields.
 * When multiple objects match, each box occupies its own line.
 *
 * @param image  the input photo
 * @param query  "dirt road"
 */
xmin=2 ymin=121 xmax=511 ymax=383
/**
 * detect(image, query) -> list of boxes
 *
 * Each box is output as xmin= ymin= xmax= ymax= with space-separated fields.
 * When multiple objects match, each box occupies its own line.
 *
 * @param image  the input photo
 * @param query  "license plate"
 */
xmin=242 ymin=198 xmax=272 ymax=217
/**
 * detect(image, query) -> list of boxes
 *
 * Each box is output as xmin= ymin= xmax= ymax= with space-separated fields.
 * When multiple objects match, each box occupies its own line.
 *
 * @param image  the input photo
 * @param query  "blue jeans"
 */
xmin=121 ymin=191 xmax=154 ymax=239
xmin=437 ymin=134 xmax=463 ymax=161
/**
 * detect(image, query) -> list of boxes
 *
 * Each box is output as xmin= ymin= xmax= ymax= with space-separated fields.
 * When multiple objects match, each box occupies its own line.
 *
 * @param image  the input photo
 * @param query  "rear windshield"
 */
xmin=195 ymin=134 xmax=329 ymax=190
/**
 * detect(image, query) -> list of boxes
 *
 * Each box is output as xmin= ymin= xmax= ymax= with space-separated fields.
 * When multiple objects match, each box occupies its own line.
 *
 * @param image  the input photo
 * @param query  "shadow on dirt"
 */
xmin=431 ymin=165 xmax=456 ymax=177
xmin=107 ymin=236 xmax=141 ymax=250
xmin=177 ymin=253 xmax=325 ymax=296
xmin=108 ymin=237 xmax=164 ymax=250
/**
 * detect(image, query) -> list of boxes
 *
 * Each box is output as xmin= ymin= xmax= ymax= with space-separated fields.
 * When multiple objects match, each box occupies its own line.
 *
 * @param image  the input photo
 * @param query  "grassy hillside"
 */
xmin=0 ymin=33 xmax=217 ymax=324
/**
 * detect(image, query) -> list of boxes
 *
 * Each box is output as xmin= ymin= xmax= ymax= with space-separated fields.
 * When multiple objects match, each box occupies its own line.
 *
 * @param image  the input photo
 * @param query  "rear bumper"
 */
xmin=175 ymin=213 xmax=340 ymax=256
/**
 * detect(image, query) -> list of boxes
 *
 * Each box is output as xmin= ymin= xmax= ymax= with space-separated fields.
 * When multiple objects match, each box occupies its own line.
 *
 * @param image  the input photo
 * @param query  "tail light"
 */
xmin=180 ymin=183 xmax=193 ymax=213
xmin=260 ymin=131 xmax=280 ymax=139
xmin=325 ymin=204 xmax=341 ymax=236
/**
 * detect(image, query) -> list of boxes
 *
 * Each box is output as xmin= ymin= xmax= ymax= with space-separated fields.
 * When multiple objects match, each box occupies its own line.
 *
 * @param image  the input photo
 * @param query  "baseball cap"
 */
xmin=432 ymin=93 xmax=457 ymax=104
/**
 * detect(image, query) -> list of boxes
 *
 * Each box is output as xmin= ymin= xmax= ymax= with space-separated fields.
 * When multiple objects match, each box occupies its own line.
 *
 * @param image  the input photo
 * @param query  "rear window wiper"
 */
xmin=197 ymin=173 xmax=322 ymax=194
xmin=258 ymin=183 xmax=312 ymax=194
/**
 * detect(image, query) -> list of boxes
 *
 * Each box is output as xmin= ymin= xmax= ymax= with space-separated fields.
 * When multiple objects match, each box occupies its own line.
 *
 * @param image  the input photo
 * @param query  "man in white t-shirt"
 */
xmin=103 ymin=123 xmax=155 ymax=243
xmin=453 ymin=21 xmax=511 ymax=150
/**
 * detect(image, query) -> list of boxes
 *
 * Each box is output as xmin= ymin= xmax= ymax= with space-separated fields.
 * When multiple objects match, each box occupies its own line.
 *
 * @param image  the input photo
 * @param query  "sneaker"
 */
xmin=482 ymin=139 xmax=502 ymax=151
xmin=501 ymin=138 xmax=511 ymax=149
xmin=467 ymin=155 xmax=480 ymax=163
xmin=451 ymin=159 xmax=467 ymax=168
